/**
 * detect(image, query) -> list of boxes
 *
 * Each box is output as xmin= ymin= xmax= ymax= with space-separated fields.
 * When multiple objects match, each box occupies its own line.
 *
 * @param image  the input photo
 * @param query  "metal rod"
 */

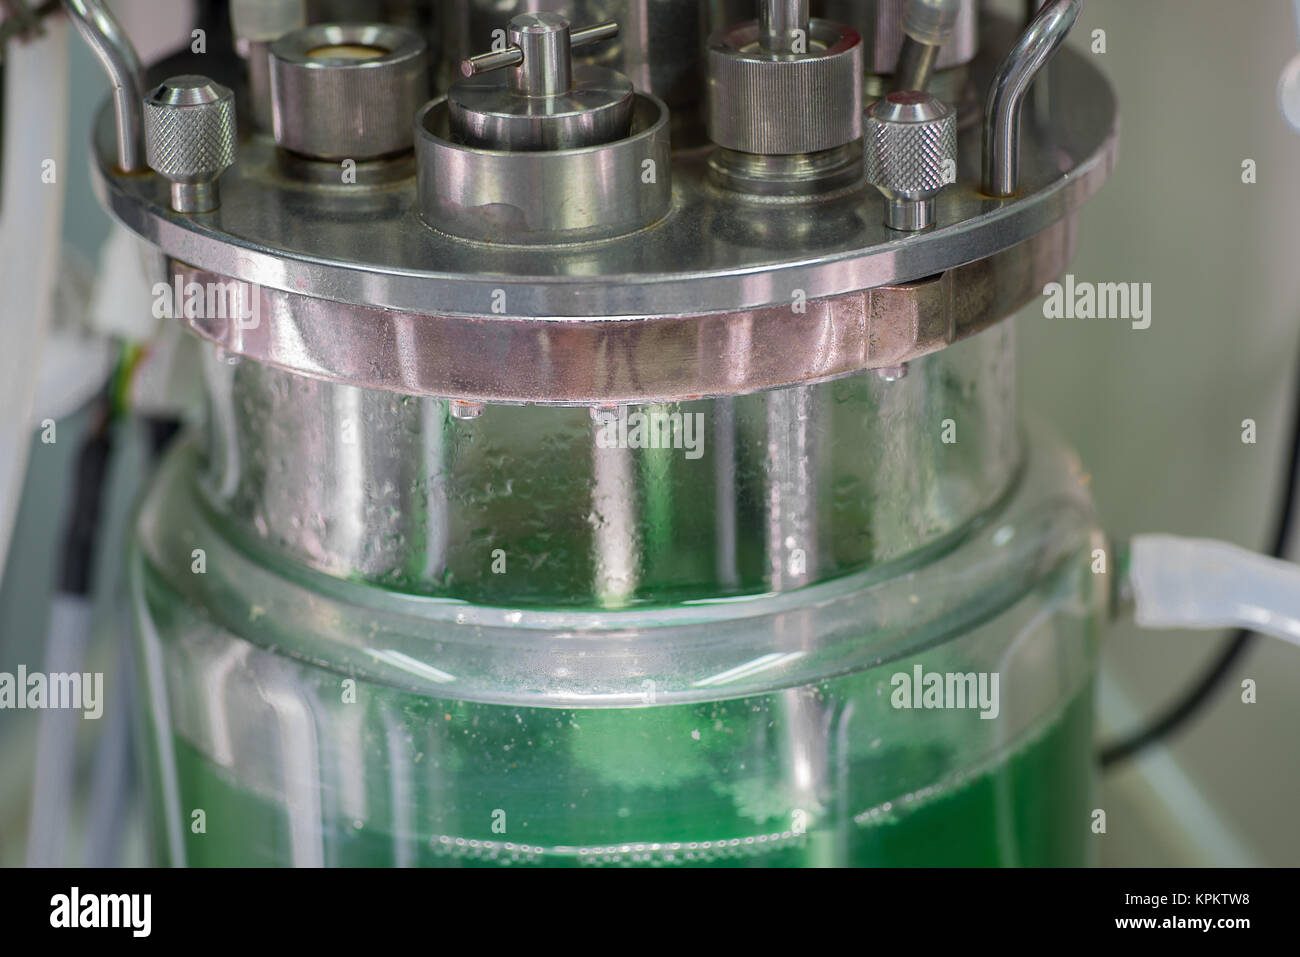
xmin=981 ymin=0 xmax=1081 ymax=197
xmin=759 ymin=0 xmax=809 ymax=55
xmin=893 ymin=37 xmax=939 ymax=93
xmin=461 ymin=46 xmax=524 ymax=77
xmin=63 ymin=0 xmax=144 ymax=172
xmin=892 ymin=0 xmax=961 ymax=93
xmin=510 ymin=15 xmax=572 ymax=97
xmin=461 ymin=20 xmax=618 ymax=81
xmin=571 ymin=20 xmax=619 ymax=50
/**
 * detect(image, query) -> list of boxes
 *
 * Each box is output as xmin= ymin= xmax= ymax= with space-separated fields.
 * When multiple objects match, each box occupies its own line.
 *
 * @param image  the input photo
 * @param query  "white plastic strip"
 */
xmin=1130 ymin=534 xmax=1300 ymax=647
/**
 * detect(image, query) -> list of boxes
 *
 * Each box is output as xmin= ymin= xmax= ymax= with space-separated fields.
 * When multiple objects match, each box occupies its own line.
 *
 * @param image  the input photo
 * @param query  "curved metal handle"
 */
xmin=63 ymin=0 xmax=145 ymax=172
xmin=981 ymin=0 xmax=1081 ymax=197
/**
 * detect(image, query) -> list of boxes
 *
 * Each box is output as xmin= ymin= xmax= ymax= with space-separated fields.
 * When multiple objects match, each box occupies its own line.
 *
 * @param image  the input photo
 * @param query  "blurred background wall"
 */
xmin=999 ymin=0 xmax=1300 ymax=865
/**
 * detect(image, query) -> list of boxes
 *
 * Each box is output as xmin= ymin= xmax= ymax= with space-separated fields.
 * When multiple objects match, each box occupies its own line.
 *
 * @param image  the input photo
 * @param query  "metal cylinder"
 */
xmin=509 ymin=12 xmax=572 ymax=95
xmin=417 ymin=93 xmax=672 ymax=244
xmin=820 ymin=0 xmax=977 ymax=76
xmin=269 ymin=23 xmax=428 ymax=161
xmin=231 ymin=0 xmax=306 ymax=132
xmin=449 ymin=14 xmax=632 ymax=151
xmin=448 ymin=67 xmax=634 ymax=150
xmin=706 ymin=19 xmax=863 ymax=155
xmin=440 ymin=0 xmax=712 ymax=144
xmin=760 ymin=0 xmax=811 ymax=54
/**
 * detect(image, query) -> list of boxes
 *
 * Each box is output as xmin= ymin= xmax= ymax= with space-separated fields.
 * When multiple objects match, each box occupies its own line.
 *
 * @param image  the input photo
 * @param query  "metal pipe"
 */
xmin=760 ymin=0 xmax=809 ymax=55
xmin=63 ymin=0 xmax=145 ymax=172
xmin=892 ymin=0 xmax=962 ymax=93
xmin=892 ymin=39 xmax=940 ymax=93
xmin=980 ymin=0 xmax=1081 ymax=197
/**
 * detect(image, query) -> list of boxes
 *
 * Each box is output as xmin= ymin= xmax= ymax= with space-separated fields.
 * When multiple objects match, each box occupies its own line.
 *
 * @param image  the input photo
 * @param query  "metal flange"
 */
xmin=165 ymin=214 xmax=1075 ymax=404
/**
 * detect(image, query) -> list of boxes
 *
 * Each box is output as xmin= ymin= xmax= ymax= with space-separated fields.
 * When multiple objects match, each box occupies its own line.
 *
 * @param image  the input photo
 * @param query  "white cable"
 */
xmin=0 ymin=18 xmax=69 ymax=583
xmin=1129 ymin=534 xmax=1300 ymax=647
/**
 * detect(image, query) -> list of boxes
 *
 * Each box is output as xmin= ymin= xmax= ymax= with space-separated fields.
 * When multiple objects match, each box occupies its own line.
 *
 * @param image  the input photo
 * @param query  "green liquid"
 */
xmin=159 ymin=682 xmax=1093 ymax=868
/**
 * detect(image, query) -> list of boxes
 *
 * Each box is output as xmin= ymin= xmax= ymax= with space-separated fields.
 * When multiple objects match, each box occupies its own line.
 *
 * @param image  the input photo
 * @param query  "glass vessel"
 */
xmin=132 ymin=322 xmax=1106 ymax=866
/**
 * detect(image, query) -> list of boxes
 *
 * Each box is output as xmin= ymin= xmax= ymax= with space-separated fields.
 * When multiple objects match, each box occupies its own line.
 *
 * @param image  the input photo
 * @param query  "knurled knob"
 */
xmin=143 ymin=75 xmax=237 ymax=213
xmin=864 ymin=90 xmax=957 ymax=230
xmin=706 ymin=17 xmax=863 ymax=155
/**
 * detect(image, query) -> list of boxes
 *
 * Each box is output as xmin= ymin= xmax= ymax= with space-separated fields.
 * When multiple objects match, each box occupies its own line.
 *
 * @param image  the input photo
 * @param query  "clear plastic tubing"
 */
xmin=1130 ymin=534 xmax=1300 ymax=646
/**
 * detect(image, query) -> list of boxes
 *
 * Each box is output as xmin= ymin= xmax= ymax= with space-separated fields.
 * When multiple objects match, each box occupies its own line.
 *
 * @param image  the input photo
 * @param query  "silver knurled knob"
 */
xmin=865 ymin=90 xmax=957 ymax=230
xmin=143 ymin=75 xmax=236 ymax=213
xmin=707 ymin=13 xmax=863 ymax=156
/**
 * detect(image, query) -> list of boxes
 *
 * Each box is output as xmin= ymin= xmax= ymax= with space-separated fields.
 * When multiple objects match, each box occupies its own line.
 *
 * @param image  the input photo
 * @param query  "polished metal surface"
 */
xmin=439 ymin=0 xmax=712 ymax=145
xmin=143 ymin=76 xmax=237 ymax=213
xmin=167 ymin=216 xmax=1075 ymax=403
xmin=449 ymin=65 xmax=634 ymax=149
xmin=706 ymin=18 xmax=862 ymax=155
xmin=417 ymin=92 xmax=672 ymax=244
xmin=231 ymin=0 xmax=306 ymax=132
xmin=982 ymin=0 xmax=1081 ymax=197
xmin=269 ymin=23 xmax=428 ymax=161
xmin=892 ymin=36 xmax=939 ymax=94
xmin=707 ymin=142 xmax=863 ymax=197
xmin=461 ymin=15 xmax=618 ymax=94
xmin=892 ymin=0 xmax=961 ymax=92
xmin=866 ymin=90 xmax=957 ymax=230
xmin=230 ymin=0 xmax=306 ymax=41
xmin=63 ymin=0 xmax=144 ymax=172
xmin=760 ymin=0 xmax=810 ymax=55
xmin=90 ymin=17 xmax=1116 ymax=321
xmin=242 ymin=40 xmax=275 ymax=133
xmin=449 ymin=14 xmax=632 ymax=151
xmin=820 ymin=0 xmax=976 ymax=76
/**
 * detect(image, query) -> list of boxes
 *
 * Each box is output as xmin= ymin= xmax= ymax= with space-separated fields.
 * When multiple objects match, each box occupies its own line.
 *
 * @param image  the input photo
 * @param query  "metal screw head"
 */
xmin=865 ymin=90 xmax=957 ymax=230
xmin=874 ymin=363 xmax=910 ymax=382
xmin=449 ymin=400 xmax=485 ymax=420
xmin=143 ymin=75 xmax=236 ymax=213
